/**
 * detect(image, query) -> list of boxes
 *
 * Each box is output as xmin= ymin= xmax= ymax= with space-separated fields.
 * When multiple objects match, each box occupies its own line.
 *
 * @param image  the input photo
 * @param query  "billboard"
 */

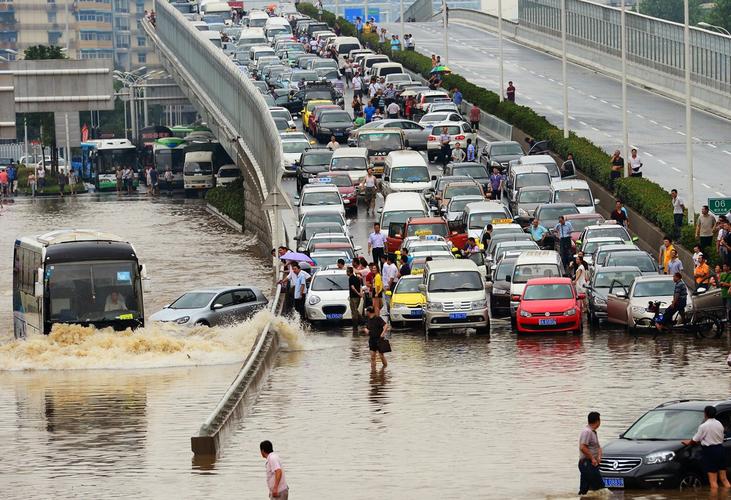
xmin=343 ymin=7 xmax=380 ymax=23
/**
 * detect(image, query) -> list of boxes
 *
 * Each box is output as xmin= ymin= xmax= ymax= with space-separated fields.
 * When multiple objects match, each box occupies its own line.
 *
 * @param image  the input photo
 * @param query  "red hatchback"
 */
xmin=515 ymin=277 xmax=583 ymax=334
xmin=316 ymin=172 xmax=358 ymax=213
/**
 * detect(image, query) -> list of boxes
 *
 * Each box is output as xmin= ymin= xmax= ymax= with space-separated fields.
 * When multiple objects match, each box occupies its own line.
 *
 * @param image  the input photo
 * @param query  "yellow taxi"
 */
xmin=302 ymin=99 xmax=332 ymax=129
xmin=387 ymin=274 xmax=426 ymax=326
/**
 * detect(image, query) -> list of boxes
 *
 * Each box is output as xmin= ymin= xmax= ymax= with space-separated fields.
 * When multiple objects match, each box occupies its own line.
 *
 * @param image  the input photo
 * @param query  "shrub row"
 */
xmin=205 ymin=178 xmax=246 ymax=226
xmin=297 ymin=4 xmax=713 ymax=260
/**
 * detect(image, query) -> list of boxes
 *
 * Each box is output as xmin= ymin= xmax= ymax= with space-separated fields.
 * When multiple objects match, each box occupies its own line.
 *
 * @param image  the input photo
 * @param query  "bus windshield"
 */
xmin=155 ymin=149 xmax=185 ymax=173
xmin=97 ymin=148 xmax=138 ymax=174
xmin=47 ymin=261 xmax=142 ymax=322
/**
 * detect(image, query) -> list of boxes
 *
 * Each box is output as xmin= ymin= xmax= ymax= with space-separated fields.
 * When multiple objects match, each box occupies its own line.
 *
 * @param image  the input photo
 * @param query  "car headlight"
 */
xmin=471 ymin=299 xmax=488 ymax=308
xmin=391 ymin=302 xmax=408 ymax=310
xmin=631 ymin=305 xmax=646 ymax=314
xmin=645 ymin=450 xmax=675 ymax=464
xmin=174 ymin=316 xmax=190 ymax=324
xmin=427 ymin=301 xmax=443 ymax=311
xmin=519 ymin=310 xmax=532 ymax=317
xmin=564 ymin=308 xmax=577 ymax=316
xmin=308 ymin=295 xmax=321 ymax=305
xmin=319 ymin=127 xmax=331 ymax=133
xmin=593 ymin=296 xmax=606 ymax=306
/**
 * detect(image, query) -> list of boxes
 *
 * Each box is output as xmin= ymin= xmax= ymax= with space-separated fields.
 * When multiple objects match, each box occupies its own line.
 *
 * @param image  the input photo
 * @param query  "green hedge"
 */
xmin=206 ymin=178 xmax=245 ymax=226
xmin=16 ymin=166 xmax=87 ymax=195
xmin=298 ymin=4 xmax=712 ymax=261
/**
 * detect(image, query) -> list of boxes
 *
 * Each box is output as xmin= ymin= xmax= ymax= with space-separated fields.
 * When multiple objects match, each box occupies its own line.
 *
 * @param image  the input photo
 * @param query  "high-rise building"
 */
xmin=0 ymin=0 xmax=157 ymax=70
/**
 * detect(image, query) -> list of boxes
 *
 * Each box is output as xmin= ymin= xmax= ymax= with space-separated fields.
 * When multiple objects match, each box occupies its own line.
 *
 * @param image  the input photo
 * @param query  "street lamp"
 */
xmin=498 ymin=0 xmax=504 ymax=102
xmin=697 ymin=22 xmax=731 ymax=36
xmin=684 ymin=0 xmax=695 ymax=223
xmin=621 ymin=0 xmax=629 ymax=177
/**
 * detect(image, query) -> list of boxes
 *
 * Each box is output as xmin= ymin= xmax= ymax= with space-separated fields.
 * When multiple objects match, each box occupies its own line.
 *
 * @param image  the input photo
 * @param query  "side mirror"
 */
xmin=385 ymin=290 xmax=392 ymax=296
xmin=505 ymin=275 xmax=511 ymax=282
xmin=346 ymin=219 xmax=352 ymax=226
xmin=431 ymin=175 xmax=437 ymax=181
xmin=376 ymin=207 xmax=383 ymax=214
xmin=212 ymin=303 xmax=224 ymax=310
xmin=142 ymin=278 xmax=152 ymax=294
xmin=632 ymin=236 xmax=639 ymax=242
xmin=418 ymin=284 xmax=426 ymax=293
xmin=594 ymin=198 xmax=600 ymax=205
xmin=294 ymin=195 xmax=300 ymax=201
xmin=615 ymin=290 xmax=627 ymax=298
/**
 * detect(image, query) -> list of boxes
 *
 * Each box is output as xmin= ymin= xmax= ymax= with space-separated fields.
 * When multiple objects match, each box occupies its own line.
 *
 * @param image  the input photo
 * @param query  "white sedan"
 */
xmin=305 ymin=268 xmax=361 ymax=321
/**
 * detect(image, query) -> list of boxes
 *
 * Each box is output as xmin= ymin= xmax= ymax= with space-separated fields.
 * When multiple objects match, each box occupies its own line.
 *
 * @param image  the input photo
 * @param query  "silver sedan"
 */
xmin=150 ymin=286 xmax=268 ymax=327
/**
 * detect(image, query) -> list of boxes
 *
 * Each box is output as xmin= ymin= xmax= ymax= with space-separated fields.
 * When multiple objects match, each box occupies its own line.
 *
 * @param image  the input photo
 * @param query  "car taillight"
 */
xmin=428 ymin=135 xmax=437 ymax=141
xmin=511 ymin=295 xmax=521 ymax=302
xmin=455 ymin=135 xmax=466 ymax=140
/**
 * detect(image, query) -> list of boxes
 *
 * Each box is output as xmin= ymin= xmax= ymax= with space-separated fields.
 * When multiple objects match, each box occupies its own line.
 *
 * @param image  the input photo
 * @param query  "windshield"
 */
xmin=218 ymin=168 xmax=240 ymax=178
xmin=587 ymin=227 xmax=630 ymax=241
xmin=555 ymin=189 xmax=594 ymax=207
xmin=567 ymin=217 xmax=603 ymax=232
xmin=469 ymin=212 xmax=510 ymax=229
xmin=331 ymin=157 xmax=367 ymax=171
xmin=407 ymin=223 xmax=448 ymax=237
xmin=282 ymin=141 xmax=309 ymax=154
xmin=516 ymin=173 xmax=551 ymax=189
xmin=317 ymin=69 xmax=340 ymax=80
xmin=445 ymin=184 xmax=482 ymax=199
xmin=423 ymin=94 xmax=449 ymax=103
xmin=311 ymin=274 xmax=349 ymax=291
xmin=496 ymin=243 xmax=538 ymax=260
xmin=47 ymin=261 xmax=141 ymax=322
xmin=513 ymin=264 xmax=561 ymax=284
xmin=382 ymin=210 xmax=426 ymax=228
xmin=170 ymin=292 xmax=215 ymax=309
xmin=583 ymin=239 xmax=623 ymax=254
xmin=453 ymin=165 xmax=488 ymax=179
xmin=293 ymin=71 xmax=318 ymax=81
xmin=302 ymin=152 xmax=333 ymax=166
xmin=449 ymin=198 xmax=481 ymax=212
xmin=523 ymin=284 xmax=573 ymax=300
xmin=301 ymin=213 xmax=344 ymax=226
xmin=539 ymin=206 xmax=580 ymax=221
xmin=608 ymin=253 xmax=656 ymax=273
xmin=302 ymin=192 xmax=341 ymax=206
xmin=358 ymin=133 xmax=403 ymax=152
xmin=422 ymin=113 xmax=450 ymax=122
xmin=594 ymin=271 xmax=641 ymax=288
xmin=271 ymin=110 xmax=292 ymax=121
xmin=320 ymin=112 xmax=351 ymax=124
xmin=97 ymin=148 xmax=138 ymax=174
xmin=184 ymin=161 xmax=212 ymax=175
xmin=494 ymin=260 xmax=516 ymax=282
xmin=305 ymin=90 xmax=334 ymax=101
xmin=491 ymin=144 xmax=523 ymax=156
xmin=391 ymin=166 xmax=430 ymax=183
xmin=304 ymin=224 xmax=344 ymax=239
xmin=155 ymin=149 xmax=185 ymax=174
xmin=633 ymin=280 xmax=676 ymax=297
xmin=428 ymin=271 xmax=483 ymax=292
xmin=395 ymin=278 xmax=422 ymax=293
xmin=623 ymin=409 xmax=704 ymax=440
xmin=519 ymin=189 xmax=552 ymax=203
xmin=435 ymin=125 xmax=460 ymax=135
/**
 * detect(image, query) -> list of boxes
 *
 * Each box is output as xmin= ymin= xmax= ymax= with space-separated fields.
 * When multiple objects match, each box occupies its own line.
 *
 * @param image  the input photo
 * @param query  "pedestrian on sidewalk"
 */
xmin=260 ymin=440 xmax=289 ymax=499
xmin=28 ymin=171 xmax=36 ymax=197
xmin=115 ymin=166 xmax=123 ymax=194
xmin=506 ymin=81 xmax=516 ymax=102
xmin=37 ymin=165 xmax=46 ymax=194
xmin=149 ymin=166 xmax=159 ymax=195
xmin=364 ymin=306 xmax=389 ymax=368
xmin=671 ymin=189 xmax=685 ymax=239
xmin=469 ymin=104 xmax=480 ymax=131
xmin=164 ymin=167 xmax=174 ymax=195
xmin=696 ymin=205 xmax=717 ymax=253
xmin=290 ymin=262 xmax=309 ymax=318
xmin=68 ymin=169 xmax=78 ymax=195
xmin=348 ymin=266 xmax=363 ymax=331
xmin=578 ymin=411 xmax=604 ymax=495
xmin=368 ymin=222 xmax=387 ymax=271
xmin=682 ymin=406 xmax=731 ymax=493
xmin=628 ymin=148 xmax=643 ymax=177
xmin=610 ymin=150 xmax=624 ymax=188
xmin=0 ymin=167 xmax=8 ymax=197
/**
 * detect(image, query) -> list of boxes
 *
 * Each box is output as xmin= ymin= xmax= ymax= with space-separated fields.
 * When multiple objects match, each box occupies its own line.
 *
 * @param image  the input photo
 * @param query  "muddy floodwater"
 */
xmin=1 ymin=195 xmax=730 ymax=499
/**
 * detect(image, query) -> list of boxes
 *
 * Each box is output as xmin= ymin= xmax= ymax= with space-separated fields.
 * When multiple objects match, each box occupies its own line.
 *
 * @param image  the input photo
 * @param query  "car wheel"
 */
xmin=475 ymin=325 xmax=490 ymax=335
xmin=589 ymin=309 xmax=599 ymax=326
xmin=195 ymin=320 xmax=210 ymax=327
xmin=510 ymin=316 xmax=517 ymax=329
xmin=679 ymin=472 xmax=703 ymax=491
xmin=696 ymin=317 xmax=725 ymax=339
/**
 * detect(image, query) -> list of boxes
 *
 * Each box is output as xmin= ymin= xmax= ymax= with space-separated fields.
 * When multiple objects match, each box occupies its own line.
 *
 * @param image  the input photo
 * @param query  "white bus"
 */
xmin=153 ymin=137 xmax=186 ymax=189
xmin=83 ymin=139 xmax=139 ymax=191
xmin=12 ymin=230 xmax=150 ymax=338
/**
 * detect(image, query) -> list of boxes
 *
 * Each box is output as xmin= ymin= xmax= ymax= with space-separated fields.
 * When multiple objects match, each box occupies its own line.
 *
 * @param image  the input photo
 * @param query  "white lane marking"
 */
xmin=591 ymin=126 xmax=600 ymax=131
xmin=635 ymin=114 xmax=645 ymax=119
xmin=657 ymin=159 xmax=667 ymax=165
xmin=568 ymin=115 xmax=575 ymax=120
xmin=724 ymin=150 xmax=731 ymax=155
xmin=676 ymin=131 xmax=686 ymax=136
xmin=548 ymin=78 xmax=555 ymax=82
xmin=600 ymin=99 xmax=608 ymax=104
xmin=644 ymin=152 xmax=654 ymax=157
xmin=589 ymin=95 xmax=597 ymax=99
xmin=663 ymin=125 xmax=672 ymax=130
xmin=703 ymin=183 xmax=712 ymax=189
xmin=538 ymin=74 xmax=546 ymax=78
xmin=535 ymin=100 xmax=543 ymax=105
xmin=707 ymin=143 xmax=717 ymax=149
xmin=579 ymin=121 xmax=588 ymax=126
xmin=717 ymin=191 xmax=727 ymax=197
xmin=568 ymin=86 xmax=575 ymax=90
xmin=672 ymin=167 xmax=682 ymax=172
xmin=611 ymin=104 xmax=620 ymax=109
xmin=692 ymin=136 xmax=701 ymax=141
xmin=650 ymin=120 xmax=658 ymax=125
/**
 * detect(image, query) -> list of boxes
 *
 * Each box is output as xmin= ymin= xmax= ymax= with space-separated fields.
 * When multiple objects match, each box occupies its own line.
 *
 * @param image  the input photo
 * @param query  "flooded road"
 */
xmin=1 ymin=195 xmax=731 ymax=499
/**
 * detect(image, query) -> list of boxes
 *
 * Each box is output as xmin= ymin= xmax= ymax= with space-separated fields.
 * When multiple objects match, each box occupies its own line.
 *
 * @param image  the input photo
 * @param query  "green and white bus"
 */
xmin=86 ymin=139 xmax=140 ymax=191
xmin=12 ymin=230 xmax=150 ymax=339
xmin=153 ymin=137 xmax=186 ymax=189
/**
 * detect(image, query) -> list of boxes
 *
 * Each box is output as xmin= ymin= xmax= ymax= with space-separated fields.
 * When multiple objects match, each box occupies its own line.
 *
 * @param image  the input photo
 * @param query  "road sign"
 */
xmin=708 ymin=198 xmax=731 ymax=216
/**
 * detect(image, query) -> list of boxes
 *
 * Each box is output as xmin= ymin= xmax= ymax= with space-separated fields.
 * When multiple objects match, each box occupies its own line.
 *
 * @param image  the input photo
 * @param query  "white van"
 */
xmin=421 ymin=259 xmax=489 ymax=335
xmin=183 ymin=150 xmax=214 ymax=194
xmin=329 ymin=147 xmax=369 ymax=184
xmin=237 ymin=28 xmax=267 ymax=49
xmin=382 ymin=150 xmax=432 ymax=196
xmin=249 ymin=45 xmax=275 ymax=62
xmin=551 ymin=179 xmax=599 ymax=214
xmin=264 ymin=17 xmax=292 ymax=41
xmin=201 ymin=1 xmax=229 ymax=22
xmin=379 ymin=192 xmax=430 ymax=237
xmin=202 ymin=31 xmax=222 ymax=49
xmin=509 ymin=250 xmax=565 ymax=317
xmin=361 ymin=54 xmax=390 ymax=76
xmin=371 ymin=62 xmax=405 ymax=79
xmin=333 ymin=37 xmax=362 ymax=62
xmin=247 ymin=11 xmax=269 ymax=28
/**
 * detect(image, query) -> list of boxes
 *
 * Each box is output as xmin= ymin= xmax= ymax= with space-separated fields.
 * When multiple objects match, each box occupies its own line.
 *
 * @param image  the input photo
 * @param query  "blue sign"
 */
xmin=343 ymin=7 xmax=380 ymax=23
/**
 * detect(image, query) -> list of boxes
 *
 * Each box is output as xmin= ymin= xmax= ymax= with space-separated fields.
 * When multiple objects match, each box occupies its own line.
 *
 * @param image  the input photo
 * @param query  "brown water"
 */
xmin=1 ymin=195 xmax=731 ymax=499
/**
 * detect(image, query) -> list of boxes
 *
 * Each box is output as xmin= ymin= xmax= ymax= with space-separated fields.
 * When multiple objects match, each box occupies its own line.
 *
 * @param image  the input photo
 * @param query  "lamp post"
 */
xmin=685 ymin=0 xmax=695 ymax=223
xmin=498 ymin=0 xmax=504 ymax=102
xmin=400 ymin=0 xmax=405 ymax=41
xmin=561 ymin=0 xmax=568 ymax=139
xmin=442 ymin=0 xmax=448 ymax=65
xmin=697 ymin=21 xmax=731 ymax=36
xmin=621 ymin=0 xmax=629 ymax=177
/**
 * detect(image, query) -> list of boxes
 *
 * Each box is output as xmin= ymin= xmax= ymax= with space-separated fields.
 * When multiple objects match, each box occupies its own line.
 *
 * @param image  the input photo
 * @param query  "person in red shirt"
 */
xmin=469 ymin=105 xmax=480 ymax=131
xmin=0 ymin=168 xmax=8 ymax=197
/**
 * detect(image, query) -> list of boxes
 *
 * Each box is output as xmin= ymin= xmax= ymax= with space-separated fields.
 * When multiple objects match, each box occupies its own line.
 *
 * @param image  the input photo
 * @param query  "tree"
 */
xmin=707 ymin=0 xmax=731 ymax=34
xmin=23 ymin=45 xmax=67 ymax=61
xmin=638 ymin=0 xmax=703 ymax=25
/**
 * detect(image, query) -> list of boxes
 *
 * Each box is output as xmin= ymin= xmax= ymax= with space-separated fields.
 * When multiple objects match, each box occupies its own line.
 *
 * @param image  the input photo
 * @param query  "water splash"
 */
xmin=0 ymin=310 xmax=304 ymax=371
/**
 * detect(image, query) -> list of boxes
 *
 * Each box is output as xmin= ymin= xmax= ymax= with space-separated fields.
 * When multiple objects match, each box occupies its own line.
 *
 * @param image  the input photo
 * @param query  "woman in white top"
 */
xmin=360 ymin=168 xmax=378 ymax=215
xmin=573 ymin=255 xmax=588 ymax=306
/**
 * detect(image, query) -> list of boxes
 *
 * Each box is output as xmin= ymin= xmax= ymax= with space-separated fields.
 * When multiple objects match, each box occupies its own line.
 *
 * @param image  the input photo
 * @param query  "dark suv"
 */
xmin=601 ymin=399 xmax=731 ymax=490
xmin=295 ymin=149 xmax=334 ymax=193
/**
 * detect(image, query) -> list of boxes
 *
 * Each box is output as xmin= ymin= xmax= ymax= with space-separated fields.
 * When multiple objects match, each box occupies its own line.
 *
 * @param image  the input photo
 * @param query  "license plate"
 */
xmin=603 ymin=477 xmax=624 ymax=488
xmin=409 ymin=309 xmax=423 ymax=317
xmin=325 ymin=313 xmax=343 ymax=320
xmin=538 ymin=318 xmax=557 ymax=325
xmin=449 ymin=312 xmax=467 ymax=320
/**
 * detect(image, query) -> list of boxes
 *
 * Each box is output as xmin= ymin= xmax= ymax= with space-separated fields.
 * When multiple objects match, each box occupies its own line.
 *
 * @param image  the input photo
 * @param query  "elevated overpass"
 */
xmin=140 ymin=3 xmax=288 ymax=252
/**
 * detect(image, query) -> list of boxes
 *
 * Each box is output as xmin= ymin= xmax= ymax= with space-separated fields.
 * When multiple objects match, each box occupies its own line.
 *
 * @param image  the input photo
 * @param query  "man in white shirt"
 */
xmin=260 ymin=440 xmax=289 ymax=499
xmin=671 ymin=189 xmax=685 ymax=239
xmin=628 ymin=148 xmax=642 ymax=177
xmin=326 ymin=136 xmax=340 ymax=151
xmin=386 ymin=101 xmax=400 ymax=118
xmin=381 ymin=255 xmax=399 ymax=310
xmin=682 ymin=405 xmax=731 ymax=492
xmin=451 ymin=142 xmax=466 ymax=163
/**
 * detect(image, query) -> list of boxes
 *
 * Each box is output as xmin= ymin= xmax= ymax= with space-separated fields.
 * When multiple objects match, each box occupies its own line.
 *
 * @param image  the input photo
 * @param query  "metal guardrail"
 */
xmin=476 ymin=107 xmax=512 ymax=141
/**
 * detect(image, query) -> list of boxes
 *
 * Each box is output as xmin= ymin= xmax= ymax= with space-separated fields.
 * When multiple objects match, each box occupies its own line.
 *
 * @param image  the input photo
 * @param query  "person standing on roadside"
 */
xmin=659 ymin=236 xmax=675 ymax=274
xmin=719 ymin=263 xmax=731 ymax=322
xmin=290 ymin=262 xmax=309 ymax=318
xmin=7 ymin=162 xmax=16 ymax=195
xmin=628 ymin=148 xmax=643 ymax=177
xmin=578 ymin=411 xmax=604 ymax=495
xmin=610 ymin=150 xmax=624 ymax=188
xmin=348 ymin=266 xmax=362 ymax=331
xmin=68 ymin=168 xmax=78 ymax=196
xmin=37 ymin=164 xmax=46 ymax=194
xmin=260 ymin=440 xmax=289 ymax=499
xmin=667 ymin=249 xmax=683 ymax=276
xmin=368 ymin=222 xmax=387 ymax=271
xmin=682 ymin=406 xmax=731 ymax=493
xmin=671 ymin=189 xmax=685 ymax=239
xmin=469 ymin=104 xmax=480 ymax=131
xmin=696 ymin=205 xmax=716 ymax=253
xmin=28 ymin=171 xmax=37 ymax=197
xmin=506 ymin=81 xmax=516 ymax=102
xmin=164 ymin=167 xmax=174 ymax=195
xmin=364 ymin=306 xmax=389 ymax=368
xmin=57 ymin=170 xmax=67 ymax=198
xmin=115 ymin=166 xmax=123 ymax=194
xmin=452 ymin=87 xmax=463 ymax=108
xmin=555 ymin=215 xmax=574 ymax=268
xmin=0 ymin=167 xmax=8 ymax=197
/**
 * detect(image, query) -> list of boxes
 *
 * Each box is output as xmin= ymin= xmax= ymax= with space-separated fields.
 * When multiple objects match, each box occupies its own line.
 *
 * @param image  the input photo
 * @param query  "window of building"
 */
xmin=48 ymin=11 xmax=57 ymax=23
xmin=137 ymin=52 xmax=146 ymax=63
xmin=48 ymin=32 xmax=62 ymax=45
xmin=137 ymin=36 xmax=145 ymax=46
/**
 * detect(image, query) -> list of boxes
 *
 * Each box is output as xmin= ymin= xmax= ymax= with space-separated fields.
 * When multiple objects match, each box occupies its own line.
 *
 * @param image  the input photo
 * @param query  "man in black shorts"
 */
xmin=364 ymin=306 xmax=389 ymax=368
xmin=656 ymin=272 xmax=687 ymax=332
xmin=682 ymin=406 xmax=731 ymax=492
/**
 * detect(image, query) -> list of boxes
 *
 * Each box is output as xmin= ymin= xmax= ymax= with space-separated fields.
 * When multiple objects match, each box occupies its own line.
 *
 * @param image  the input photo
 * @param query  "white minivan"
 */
xmin=247 ymin=10 xmax=269 ymax=28
xmin=551 ymin=179 xmax=599 ymax=214
xmin=371 ymin=62 xmax=405 ymax=80
xmin=329 ymin=147 xmax=369 ymax=184
xmin=379 ymin=192 xmax=430 ymax=237
xmin=333 ymin=37 xmax=362 ymax=63
xmin=382 ymin=150 xmax=433 ymax=196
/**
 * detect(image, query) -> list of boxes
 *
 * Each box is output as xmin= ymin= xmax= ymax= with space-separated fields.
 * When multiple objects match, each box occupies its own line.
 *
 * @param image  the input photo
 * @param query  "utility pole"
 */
xmin=64 ymin=112 xmax=71 ymax=175
xmin=684 ymin=0 xmax=695 ymax=223
xmin=498 ymin=0 xmax=504 ymax=102
xmin=621 ymin=0 xmax=629 ymax=177
xmin=561 ymin=0 xmax=568 ymax=138
xmin=442 ymin=0 xmax=448 ymax=65
xmin=400 ymin=0 xmax=404 ymax=41
xmin=23 ymin=117 xmax=28 ymax=163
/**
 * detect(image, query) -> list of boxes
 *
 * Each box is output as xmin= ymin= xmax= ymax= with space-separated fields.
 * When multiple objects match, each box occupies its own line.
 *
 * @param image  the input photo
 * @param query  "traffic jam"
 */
xmin=195 ymin=4 xmax=729 ymax=339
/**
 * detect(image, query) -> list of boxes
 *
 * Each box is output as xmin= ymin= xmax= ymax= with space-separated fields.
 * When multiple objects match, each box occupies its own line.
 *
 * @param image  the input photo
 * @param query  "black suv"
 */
xmin=296 ymin=82 xmax=344 ymax=108
xmin=295 ymin=149 xmax=334 ymax=193
xmin=601 ymin=399 xmax=731 ymax=490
